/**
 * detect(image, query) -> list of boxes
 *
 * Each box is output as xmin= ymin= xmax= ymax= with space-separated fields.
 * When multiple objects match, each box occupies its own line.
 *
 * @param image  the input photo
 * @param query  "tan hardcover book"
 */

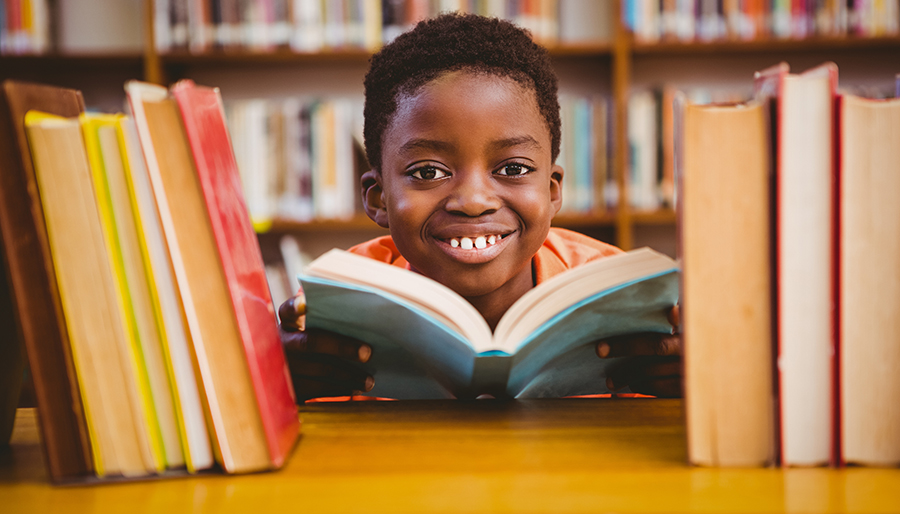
xmin=839 ymin=94 xmax=900 ymax=467
xmin=24 ymin=111 xmax=156 ymax=477
xmin=126 ymin=81 xmax=272 ymax=474
xmin=681 ymin=100 xmax=776 ymax=467
xmin=0 ymin=81 xmax=92 ymax=481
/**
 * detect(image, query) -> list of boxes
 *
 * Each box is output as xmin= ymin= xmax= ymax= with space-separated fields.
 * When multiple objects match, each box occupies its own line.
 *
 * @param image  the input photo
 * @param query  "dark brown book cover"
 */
xmin=0 ymin=80 xmax=93 ymax=480
xmin=0 ymin=238 xmax=25 ymax=445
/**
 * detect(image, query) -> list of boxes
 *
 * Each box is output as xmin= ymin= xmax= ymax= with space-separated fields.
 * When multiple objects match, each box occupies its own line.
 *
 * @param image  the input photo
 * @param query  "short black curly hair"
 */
xmin=363 ymin=12 xmax=561 ymax=171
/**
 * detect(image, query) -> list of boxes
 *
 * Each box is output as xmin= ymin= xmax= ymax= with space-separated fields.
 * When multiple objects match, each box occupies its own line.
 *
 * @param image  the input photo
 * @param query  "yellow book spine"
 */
xmin=113 ymin=115 xmax=199 ymax=473
xmin=80 ymin=113 xmax=165 ymax=473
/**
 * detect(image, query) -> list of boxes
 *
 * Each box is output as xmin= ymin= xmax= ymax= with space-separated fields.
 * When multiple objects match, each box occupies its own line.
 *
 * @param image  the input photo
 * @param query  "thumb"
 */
xmin=278 ymin=293 xmax=306 ymax=331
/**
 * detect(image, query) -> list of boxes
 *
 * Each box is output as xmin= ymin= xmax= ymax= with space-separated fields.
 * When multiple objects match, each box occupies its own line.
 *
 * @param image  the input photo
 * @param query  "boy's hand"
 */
xmin=279 ymin=294 xmax=374 ymax=402
xmin=596 ymin=306 xmax=682 ymax=398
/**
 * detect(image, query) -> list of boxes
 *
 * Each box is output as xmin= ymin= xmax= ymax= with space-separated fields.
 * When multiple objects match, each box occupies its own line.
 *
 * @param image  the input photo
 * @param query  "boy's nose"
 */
xmin=444 ymin=171 xmax=501 ymax=217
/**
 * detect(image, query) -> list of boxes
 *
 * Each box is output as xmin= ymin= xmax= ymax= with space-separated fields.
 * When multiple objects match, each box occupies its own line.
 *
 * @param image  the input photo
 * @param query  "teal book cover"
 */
xmin=300 ymin=248 xmax=679 ymax=399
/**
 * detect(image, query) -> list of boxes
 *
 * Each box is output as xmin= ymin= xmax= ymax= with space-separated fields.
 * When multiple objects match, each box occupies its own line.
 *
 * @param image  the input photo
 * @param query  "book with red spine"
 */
xmin=170 ymin=79 xmax=299 ymax=468
xmin=754 ymin=62 xmax=839 ymax=467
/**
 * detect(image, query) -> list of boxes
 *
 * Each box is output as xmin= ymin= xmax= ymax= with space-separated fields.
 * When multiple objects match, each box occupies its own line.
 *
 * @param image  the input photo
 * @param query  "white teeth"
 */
xmin=448 ymin=234 xmax=502 ymax=249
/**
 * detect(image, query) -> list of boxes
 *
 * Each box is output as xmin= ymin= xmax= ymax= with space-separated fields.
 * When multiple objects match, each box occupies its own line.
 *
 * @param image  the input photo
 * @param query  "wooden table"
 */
xmin=2 ymin=399 xmax=899 ymax=513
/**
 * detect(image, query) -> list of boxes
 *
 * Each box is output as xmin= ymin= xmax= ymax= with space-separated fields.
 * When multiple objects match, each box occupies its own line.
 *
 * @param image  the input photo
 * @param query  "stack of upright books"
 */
xmin=0 ymin=79 xmax=300 ymax=483
xmin=680 ymin=64 xmax=900 ymax=468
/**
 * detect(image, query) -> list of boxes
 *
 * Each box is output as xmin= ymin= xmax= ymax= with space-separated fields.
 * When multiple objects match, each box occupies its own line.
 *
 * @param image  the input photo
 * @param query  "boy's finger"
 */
xmin=282 ymin=329 xmax=372 ymax=363
xmin=306 ymin=330 xmax=372 ymax=362
xmin=668 ymin=305 xmax=681 ymax=331
xmin=597 ymin=333 xmax=681 ymax=358
xmin=287 ymin=354 xmax=373 ymax=392
xmin=606 ymin=356 xmax=681 ymax=391
xmin=278 ymin=293 xmax=307 ymax=331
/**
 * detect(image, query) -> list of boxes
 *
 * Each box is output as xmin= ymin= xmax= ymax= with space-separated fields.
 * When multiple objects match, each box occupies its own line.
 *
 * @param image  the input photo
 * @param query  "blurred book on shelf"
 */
xmin=154 ymin=0 xmax=606 ymax=54
xmin=56 ymin=0 xmax=144 ymax=54
xmin=1 ymin=0 xmax=146 ymax=55
xmin=627 ymin=85 xmax=750 ymax=212
xmin=557 ymin=93 xmax=613 ymax=214
xmin=224 ymin=96 xmax=365 ymax=228
xmin=623 ymin=0 xmax=900 ymax=43
xmin=0 ymin=0 xmax=50 ymax=54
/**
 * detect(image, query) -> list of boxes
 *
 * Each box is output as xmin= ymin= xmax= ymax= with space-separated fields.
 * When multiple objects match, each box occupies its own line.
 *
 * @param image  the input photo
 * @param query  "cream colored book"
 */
xmin=116 ymin=114 xmax=213 ymax=473
xmin=25 ymin=111 xmax=155 ymax=477
xmin=680 ymin=99 xmax=776 ymax=467
xmin=126 ymin=81 xmax=277 ymax=474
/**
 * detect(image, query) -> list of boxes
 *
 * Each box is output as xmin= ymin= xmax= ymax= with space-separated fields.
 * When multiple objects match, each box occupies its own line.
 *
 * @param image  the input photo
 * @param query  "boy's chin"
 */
xmin=428 ymin=268 xmax=521 ymax=300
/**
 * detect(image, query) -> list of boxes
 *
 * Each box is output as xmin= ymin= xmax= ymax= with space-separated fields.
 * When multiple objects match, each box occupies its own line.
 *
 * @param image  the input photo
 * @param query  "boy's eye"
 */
xmin=496 ymin=163 xmax=535 ymax=176
xmin=410 ymin=166 xmax=449 ymax=180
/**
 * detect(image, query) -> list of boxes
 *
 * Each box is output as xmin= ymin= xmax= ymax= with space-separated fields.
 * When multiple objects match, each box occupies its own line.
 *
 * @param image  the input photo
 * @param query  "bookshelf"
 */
xmin=3 ymin=1 xmax=900 ymax=256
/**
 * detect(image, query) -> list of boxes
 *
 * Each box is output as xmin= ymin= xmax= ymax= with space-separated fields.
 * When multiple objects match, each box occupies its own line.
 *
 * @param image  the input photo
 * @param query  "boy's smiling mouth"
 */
xmin=434 ymin=231 xmax=515 ymax=264
xmin=447 ymin=234 xmax=502 ymax=249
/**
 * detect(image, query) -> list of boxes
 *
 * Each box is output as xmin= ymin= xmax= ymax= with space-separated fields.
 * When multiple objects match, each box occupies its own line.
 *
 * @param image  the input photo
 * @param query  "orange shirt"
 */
xmin=347 ymin=227 xmax=623 ymax=285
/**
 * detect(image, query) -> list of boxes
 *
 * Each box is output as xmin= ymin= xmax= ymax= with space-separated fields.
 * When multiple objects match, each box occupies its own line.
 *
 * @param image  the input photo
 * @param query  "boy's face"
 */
xmin=364 ymin=71 xmax=563 ymax=299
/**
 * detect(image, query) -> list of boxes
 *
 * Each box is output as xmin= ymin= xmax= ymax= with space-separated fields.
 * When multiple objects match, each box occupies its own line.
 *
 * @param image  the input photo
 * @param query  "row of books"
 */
xmin=0 ymin=79 xmax=300 ymax=482
xmin=1 ymin=0 xmax=145 ymax=55
xmin=627 ymin=85 xmax=749 ymax=211
xmin=264 ymin=234 xmax=313 ymax=313
xmin=155 ymin=0 xmax=609 ymax=53
xmin=224 ymin=96 xmax=364 ymax=226
xmin=0 ymin=0 xmax=50 ymax=54
xmin=681 ymin=63 xmax=900 ymax=467
xmin=555 ymin=94 xmax=615 ymax=214
xmin=624 ymin=0 xmax=900 ymax=43
xmin=224 ymin=92 xmax=613 ymax=228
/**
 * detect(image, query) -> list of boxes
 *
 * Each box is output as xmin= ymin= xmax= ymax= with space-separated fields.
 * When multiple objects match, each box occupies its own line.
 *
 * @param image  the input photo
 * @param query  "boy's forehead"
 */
xmin=390 ymin=71 xmax=544 ymax=132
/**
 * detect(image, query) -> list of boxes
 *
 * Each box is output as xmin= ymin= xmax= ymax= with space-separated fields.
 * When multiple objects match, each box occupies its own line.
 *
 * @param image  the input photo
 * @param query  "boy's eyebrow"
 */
xmin=399 ymin=135 xmax=543 ymax=154
xmin=399 ymin=138 xmax=455 ymax=153
xmin=488 ymin=135 xmax=542 ymax=152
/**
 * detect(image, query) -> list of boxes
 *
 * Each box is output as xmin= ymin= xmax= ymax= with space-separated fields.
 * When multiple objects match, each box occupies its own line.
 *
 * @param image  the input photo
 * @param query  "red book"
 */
xmin=170 ymin=80 xmax=299 ymax=468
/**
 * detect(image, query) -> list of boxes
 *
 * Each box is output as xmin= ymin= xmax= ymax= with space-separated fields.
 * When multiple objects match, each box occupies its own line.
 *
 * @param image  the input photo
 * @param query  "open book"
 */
xmin=299 ymin=248 xmax=679 ymax=399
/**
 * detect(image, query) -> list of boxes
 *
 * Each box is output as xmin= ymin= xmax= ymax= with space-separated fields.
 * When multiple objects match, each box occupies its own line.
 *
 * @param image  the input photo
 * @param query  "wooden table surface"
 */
xmin=2 ymin=399 xmax=899 ymax=513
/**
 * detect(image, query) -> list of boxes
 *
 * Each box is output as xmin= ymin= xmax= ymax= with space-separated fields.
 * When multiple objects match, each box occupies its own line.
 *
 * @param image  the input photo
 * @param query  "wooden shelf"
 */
xmin=160 ymin=48 xmax=373 ymax=65
xmin=632 ymin=34 xmax=900 ymax=55
xmin=631 ymin=209 xmax=677 ymax=225
xmin=0 ymin=53 xmax=144 ymax=69
xmin=547 ymin=42 xmax=614 ymax=56
xmin=553 ymin=211 xmax=617 ymax=227
xmin=158 ymin=42 xmax=613 ymax=66
xmin=262 ymin=215 xmax=386 ymax=234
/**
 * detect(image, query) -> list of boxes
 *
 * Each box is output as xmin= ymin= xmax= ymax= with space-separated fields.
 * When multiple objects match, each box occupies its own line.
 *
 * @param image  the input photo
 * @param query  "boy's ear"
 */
xmin=550 ymin=164 xmax=564 ymax=215
xmin=361 ymin=168 xmax=390 ymax=228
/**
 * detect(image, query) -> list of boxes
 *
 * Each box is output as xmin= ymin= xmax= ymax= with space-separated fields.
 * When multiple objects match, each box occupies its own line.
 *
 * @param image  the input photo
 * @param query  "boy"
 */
xmin=279 ymin=13 xmax=681 ymax=402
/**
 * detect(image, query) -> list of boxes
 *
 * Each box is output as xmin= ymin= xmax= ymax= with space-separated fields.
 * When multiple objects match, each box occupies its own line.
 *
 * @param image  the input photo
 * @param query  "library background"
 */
xmin=2 ymin=1 xmax=900 ymax=512
xmin=3 ymin=0 xmax=899 ymax=305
